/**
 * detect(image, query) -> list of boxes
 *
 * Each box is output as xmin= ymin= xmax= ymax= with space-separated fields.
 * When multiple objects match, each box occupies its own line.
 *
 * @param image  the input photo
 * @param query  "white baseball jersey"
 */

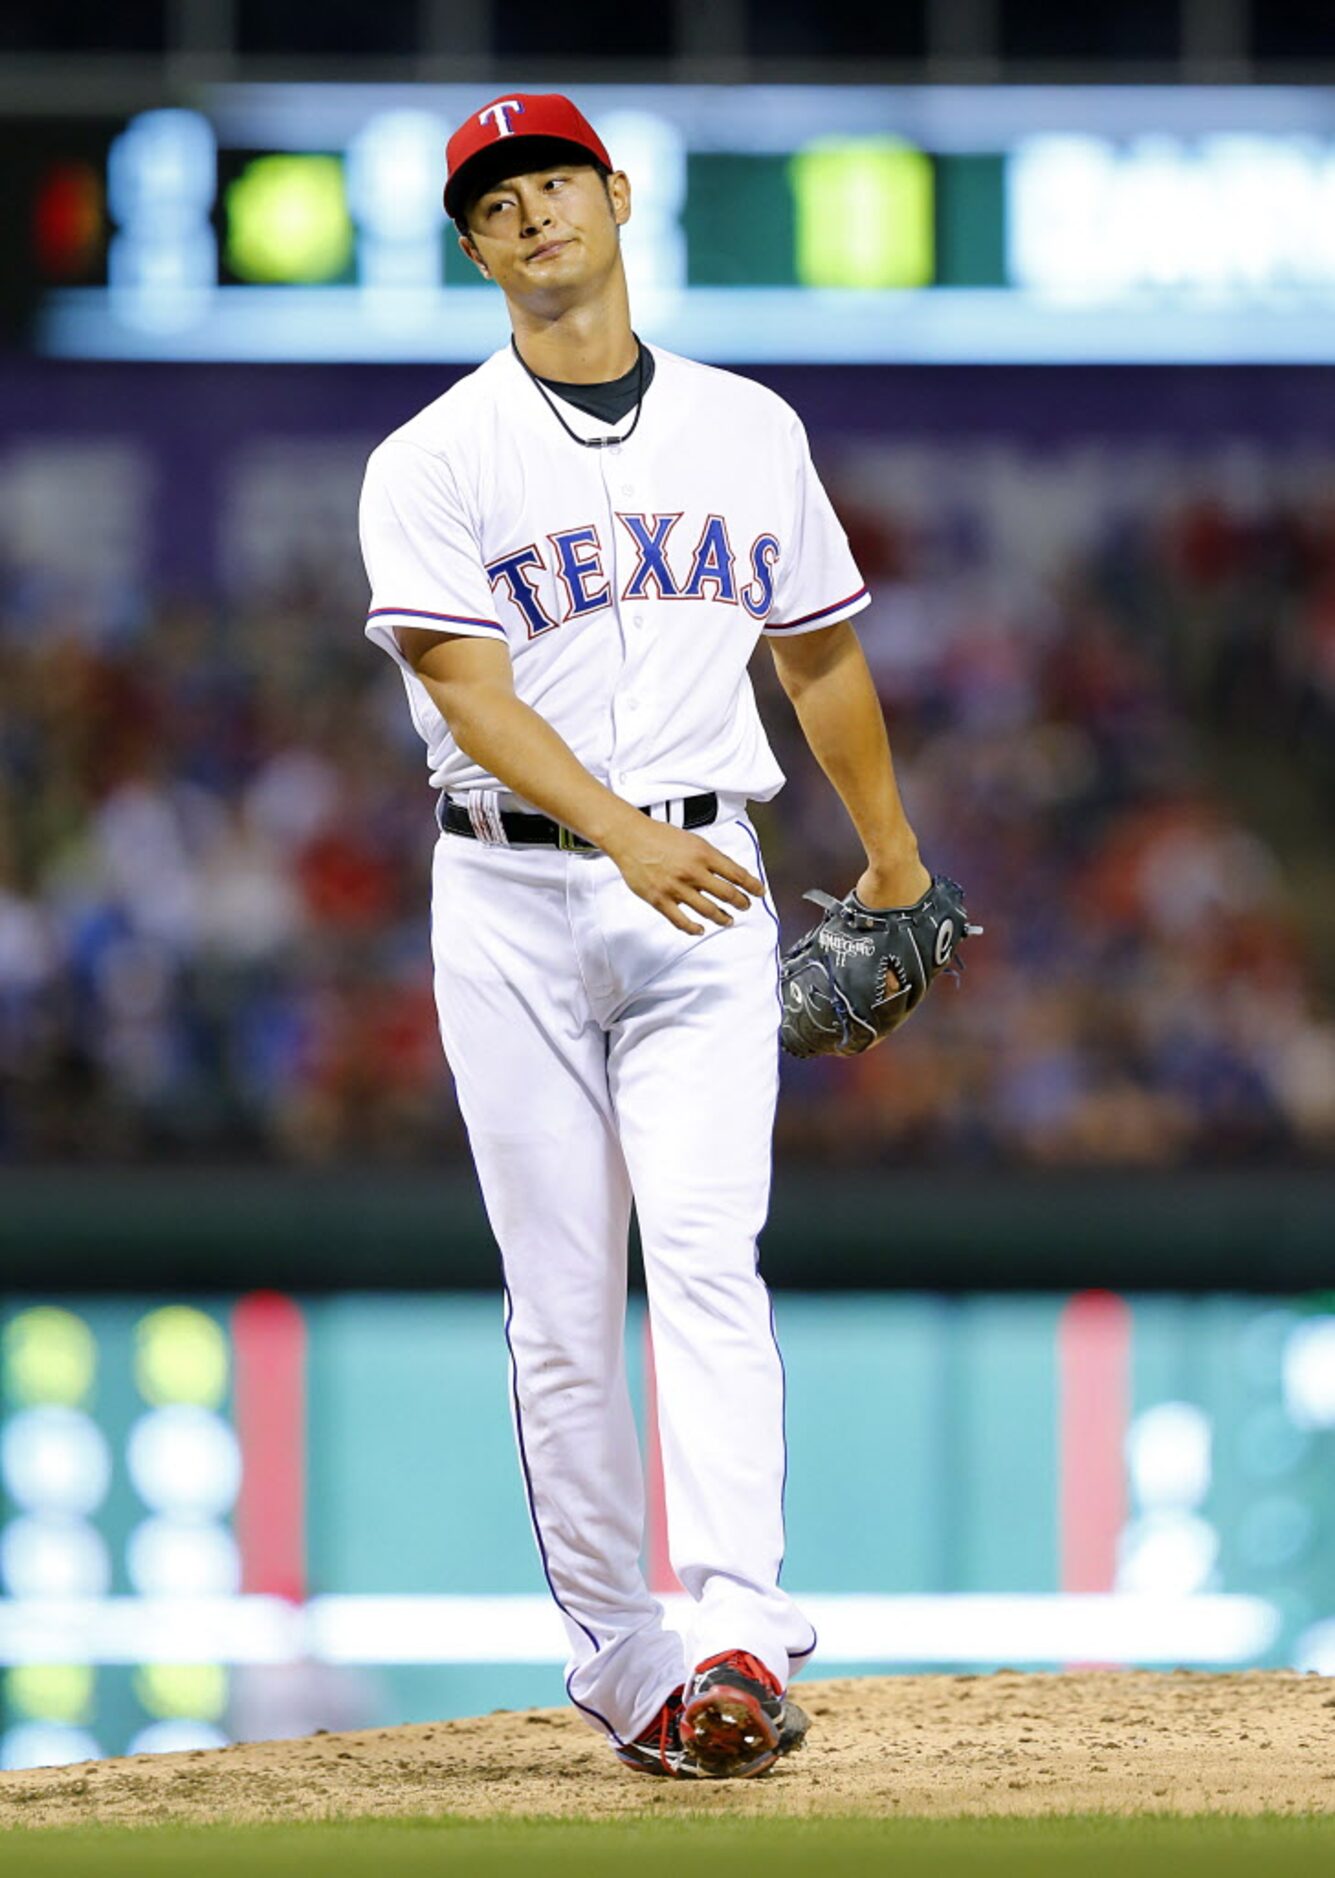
xmin=359 ymin=342 xmax=869 ymax=807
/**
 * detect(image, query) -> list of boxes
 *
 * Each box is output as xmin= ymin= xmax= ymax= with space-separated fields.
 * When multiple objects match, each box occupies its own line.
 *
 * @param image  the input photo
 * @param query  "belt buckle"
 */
xmin=557 ymin=824 xmax=589 ymax=853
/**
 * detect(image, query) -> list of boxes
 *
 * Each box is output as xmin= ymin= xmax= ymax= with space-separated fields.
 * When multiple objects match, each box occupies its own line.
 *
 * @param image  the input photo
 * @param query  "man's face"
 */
xmin=460 ymin=162 xmax=631 ymax=306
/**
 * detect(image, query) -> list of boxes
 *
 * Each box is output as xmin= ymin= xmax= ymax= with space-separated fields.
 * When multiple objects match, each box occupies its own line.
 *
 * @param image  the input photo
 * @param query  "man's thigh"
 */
xmin=431 ymin=836 xmax=629 ymax=1285
xmin=607 ymin=820 xmax=782 ymax=1248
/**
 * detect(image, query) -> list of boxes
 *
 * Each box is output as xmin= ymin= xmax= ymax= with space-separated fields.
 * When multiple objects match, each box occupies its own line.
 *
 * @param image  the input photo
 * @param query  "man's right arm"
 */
xmin=400 ymin=628 xmax=761 ymax=936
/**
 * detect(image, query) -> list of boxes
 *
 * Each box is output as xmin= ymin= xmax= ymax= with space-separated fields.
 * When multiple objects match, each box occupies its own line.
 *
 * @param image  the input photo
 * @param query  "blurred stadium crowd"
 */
xmin=1 ymin=439 xmax=1332 ymax=1168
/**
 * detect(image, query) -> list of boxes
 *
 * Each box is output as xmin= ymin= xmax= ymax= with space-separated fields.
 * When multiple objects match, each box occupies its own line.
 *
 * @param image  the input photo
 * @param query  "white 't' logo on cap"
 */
xmin=479 ymin=99 xmax=525 ymax=138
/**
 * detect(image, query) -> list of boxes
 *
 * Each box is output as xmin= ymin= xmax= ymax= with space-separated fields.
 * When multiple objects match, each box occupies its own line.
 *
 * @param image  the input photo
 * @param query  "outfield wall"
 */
xmin=1 ymin=1169 xmax=1333 ymax=1292
xmin=2 ymin=1288 xmax=1332 ymax=1768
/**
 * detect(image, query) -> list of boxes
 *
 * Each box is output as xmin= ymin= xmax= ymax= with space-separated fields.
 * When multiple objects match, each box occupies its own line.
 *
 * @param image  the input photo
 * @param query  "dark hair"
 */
xmin=453 ymin=140 xmax=613 ymax=240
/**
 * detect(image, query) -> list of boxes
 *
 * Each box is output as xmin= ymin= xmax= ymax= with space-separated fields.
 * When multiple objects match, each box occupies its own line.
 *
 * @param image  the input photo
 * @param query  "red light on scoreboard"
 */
xmin=34 ymin=162 xmax=104 ymax=280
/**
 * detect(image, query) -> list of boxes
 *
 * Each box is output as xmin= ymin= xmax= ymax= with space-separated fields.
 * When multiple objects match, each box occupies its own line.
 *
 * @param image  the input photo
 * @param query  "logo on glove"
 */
xmin=818 ymin=929 xmax=876 ymax=960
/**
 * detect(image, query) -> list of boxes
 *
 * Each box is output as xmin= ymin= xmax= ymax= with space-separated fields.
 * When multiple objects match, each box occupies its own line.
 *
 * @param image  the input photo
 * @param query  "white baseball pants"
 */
xmin=430 ymin=810 xmax=816 ymax=1743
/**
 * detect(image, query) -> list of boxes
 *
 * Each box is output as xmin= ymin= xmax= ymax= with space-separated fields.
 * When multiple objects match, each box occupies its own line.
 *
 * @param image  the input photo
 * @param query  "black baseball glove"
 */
xmin=779 ymin=874 xmax=981 ymax=1058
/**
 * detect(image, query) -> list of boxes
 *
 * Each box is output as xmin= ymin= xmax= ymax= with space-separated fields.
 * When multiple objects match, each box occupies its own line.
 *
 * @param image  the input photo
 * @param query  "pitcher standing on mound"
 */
xmin=360 ymin=94 xmax=933 ymax=1779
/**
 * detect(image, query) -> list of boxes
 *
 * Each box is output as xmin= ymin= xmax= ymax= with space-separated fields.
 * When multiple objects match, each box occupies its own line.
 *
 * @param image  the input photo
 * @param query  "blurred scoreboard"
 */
xmin=3 ymin=1289 xmax=1335 ymax=1769
xmin=0 ymin=1301 xmax=248 ymax=1768
xmin=5 ymin=85 xmax=1335 ymax=363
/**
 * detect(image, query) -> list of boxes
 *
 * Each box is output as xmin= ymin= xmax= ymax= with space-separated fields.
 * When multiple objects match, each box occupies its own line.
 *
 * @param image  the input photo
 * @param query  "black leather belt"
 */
xmin=437 ymin=791 xmax=718 ymax=851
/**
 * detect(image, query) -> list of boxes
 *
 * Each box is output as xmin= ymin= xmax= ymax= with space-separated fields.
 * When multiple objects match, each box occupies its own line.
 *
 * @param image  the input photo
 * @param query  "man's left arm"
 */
xmin=768 ymin=619 xmax=931 ymax=911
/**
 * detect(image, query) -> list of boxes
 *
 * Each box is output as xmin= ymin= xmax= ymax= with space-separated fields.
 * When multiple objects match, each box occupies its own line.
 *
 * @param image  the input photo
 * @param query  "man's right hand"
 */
xmin=400 ymin=630 xmax=761 ymax=931
xmin=602 ymin=815 xmax=763 ymax=936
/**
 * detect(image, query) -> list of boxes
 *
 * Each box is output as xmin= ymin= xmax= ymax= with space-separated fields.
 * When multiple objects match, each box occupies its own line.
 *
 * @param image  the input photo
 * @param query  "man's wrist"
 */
xmin=581 ymin=790 xmax=645 ymax=856
xmin=856 ymin=843 xmax=931 ymax=910
xmin=863 ymin=832 xmax=922 ymax=875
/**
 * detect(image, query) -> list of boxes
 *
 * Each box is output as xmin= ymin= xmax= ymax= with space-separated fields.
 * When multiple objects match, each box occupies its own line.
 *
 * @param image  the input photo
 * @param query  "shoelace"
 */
xmin=695 ymin=1650 xmax=780 ymax=1696
xmin=635 ymin=1686 xmax=685 ymax=1775
xmin=653 ymin=1700 xmax=675 ymax=1774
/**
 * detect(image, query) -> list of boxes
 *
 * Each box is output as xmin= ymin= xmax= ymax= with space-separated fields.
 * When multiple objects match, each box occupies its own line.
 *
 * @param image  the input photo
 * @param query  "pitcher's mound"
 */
xmin=2 ymin=1671 xmax=1332 ymax=1830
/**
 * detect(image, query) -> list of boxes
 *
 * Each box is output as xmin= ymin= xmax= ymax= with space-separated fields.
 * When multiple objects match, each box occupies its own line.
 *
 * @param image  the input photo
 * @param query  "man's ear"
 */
xmin=458 ymin=232 xmax=490 ymax=280
xmin=607 ymin=170 xmax=632 ymax=228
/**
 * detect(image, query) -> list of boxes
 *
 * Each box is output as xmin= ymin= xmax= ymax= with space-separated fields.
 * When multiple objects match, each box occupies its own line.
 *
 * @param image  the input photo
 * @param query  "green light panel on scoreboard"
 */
xmin=225 ymin=155 xmax=354 ymax=284
xmin=683 ymin=151 xmax=1004 ymax=290
xmin=789 ymin=139 xmax=934 ymax=289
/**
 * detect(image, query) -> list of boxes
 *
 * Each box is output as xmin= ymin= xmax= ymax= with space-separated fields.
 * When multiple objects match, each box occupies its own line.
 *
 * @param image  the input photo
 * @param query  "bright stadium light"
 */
xmin=345 ymin=109 xmax=446 ymax=244
xmin=1009 ymin=132 xmax=1335 ymax=301
xmin=0 ymin=1723 xmax=102 ymax=1772
xmin=125 ymin=1406 xmax=241 ymax=1517
xmin=597 ymin=110 xmax=687 ymax=298
xmin=1124 ymin=1402 xmax=1212 ymax=1511
xmin=1282 ymin=1317 xmax=1335 ymax=1429
xmin=126 ymin=1720 xmax=229 ymax=1757
xmin=1 ymin=1408 xmax=111 ymax=1518
xmin=345 ymin=107 xmax=447 ymax=306
xmin=1116 ymin=1512 xmax=1220 ymax=1596
xmin=1 ymin=1517 xmax=111 ymax=1599
xmin=1294 ymin=1615 xmax=1335 ymax=1675
xmin=125 ymin=1517 xmax=241 ymax=1597
xmin=106 ymin=109 xmax=217 ymax=333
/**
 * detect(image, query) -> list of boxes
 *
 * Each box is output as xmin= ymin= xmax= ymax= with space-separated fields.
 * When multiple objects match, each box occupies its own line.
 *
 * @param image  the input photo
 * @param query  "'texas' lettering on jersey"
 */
xmin=486 ymin=513 xmax=781 ymax=638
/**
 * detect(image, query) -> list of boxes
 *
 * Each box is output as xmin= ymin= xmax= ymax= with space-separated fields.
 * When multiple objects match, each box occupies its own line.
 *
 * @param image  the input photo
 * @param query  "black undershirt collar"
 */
xmin=534 ymin=343 xmax=656 ymax=425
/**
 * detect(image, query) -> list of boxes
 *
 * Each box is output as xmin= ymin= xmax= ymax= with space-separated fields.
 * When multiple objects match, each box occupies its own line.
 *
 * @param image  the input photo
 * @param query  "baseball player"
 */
xmin=359 ymin=93 xmax=963 ymax=1779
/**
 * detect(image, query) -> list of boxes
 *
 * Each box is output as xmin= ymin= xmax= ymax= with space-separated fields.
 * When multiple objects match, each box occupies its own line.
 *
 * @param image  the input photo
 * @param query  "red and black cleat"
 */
xmin=680 ymin=1651 xmax=810 ymax=1779
xmin=613 ymin=1685 xmax=700 ymax=1778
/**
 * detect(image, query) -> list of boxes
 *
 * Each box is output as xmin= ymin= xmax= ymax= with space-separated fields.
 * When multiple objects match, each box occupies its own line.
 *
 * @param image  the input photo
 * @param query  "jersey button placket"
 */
xmin=602 ymin=448 xmax=637 ymax=796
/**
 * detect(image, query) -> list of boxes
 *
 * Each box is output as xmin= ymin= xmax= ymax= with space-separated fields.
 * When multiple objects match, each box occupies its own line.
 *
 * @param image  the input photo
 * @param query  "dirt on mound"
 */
xmin=1 ymin=1671 xmax=1333 ymax=1830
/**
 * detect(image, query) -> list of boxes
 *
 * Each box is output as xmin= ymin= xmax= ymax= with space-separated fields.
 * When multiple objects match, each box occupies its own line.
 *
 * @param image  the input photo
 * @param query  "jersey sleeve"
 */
xmin=762 ymin=416 xmax=870 ymax=638
xmin=359 ymin=437 xmax=509 ymax=670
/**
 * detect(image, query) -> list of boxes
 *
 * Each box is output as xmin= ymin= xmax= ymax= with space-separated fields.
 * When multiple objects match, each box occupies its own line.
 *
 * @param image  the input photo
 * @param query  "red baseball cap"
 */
xmin=443 ymin=93 xmax=613 ymax=219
